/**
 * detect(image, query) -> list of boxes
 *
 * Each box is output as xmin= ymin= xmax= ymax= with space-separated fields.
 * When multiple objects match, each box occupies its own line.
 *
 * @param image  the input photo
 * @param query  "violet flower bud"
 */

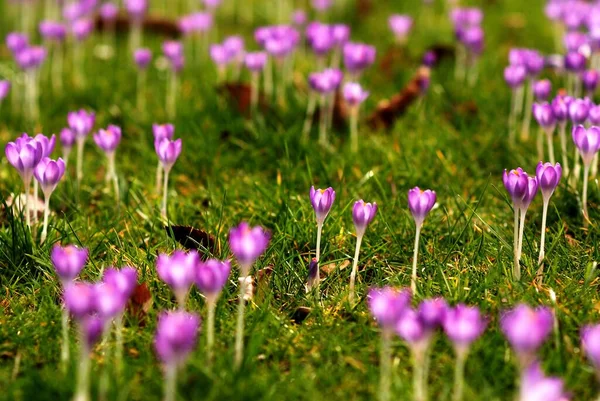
xmin=39 ymin=21 xmax=67 ymax=42
xmin=60 ymin=128 xmax=76 ymax=149
xmin=93 ymin=125 xmax=122 ymax=154
xmin=154 ymin=311 xmax=200 ymax=366
xmin=5 ymin=138 xmax=43 ymax=183
xmin=68 ymin=110 xmax=95 ymax=138
xmin=153 ymin=123 xmax=175 ymax=142
xmin=34 ymin=157 xmax=66 ymax=196
xmin=71 ymin=19 xmax=94 ymax=42
xmin=162 ymin=41 xmax=183 ymax=61
xmin=352 ymin=200 xmax=378 ymax=238
xmin=15 ymin=46 xmax=47 ymax=71
xmin=6 ymin=32 xmax=29 ymax=54
xmin=343 ymin=82 xmax=369 ymax=106
xmin=311 ymin=0 xmax=332 ymax=12
xmin=564 ymin=51 xmax=586 ymax=73
xmin=442 ymin=304 xmax=487 ymax=352
xmin=551 ymin=95 xmax=570 ymax=123
xmin=395 ymin=308 xmax=428 ymax=349
xmin=244 ymin=52 xmax=268 ymax=72
xmin=292 ymin=10 xmax=307 ymax=27
xmin=82 ymin=316 xmax=105 ymax=349
xmin=210 ymin=44 xmax=231 ymax=66
xmin=533 ymin=103 xmax=556 ymax=131
xmin=306 ymin=22 xmax=335 ymax=56
xmin=520 ymin=176 xmax=539 ymax=212
xmin=332 ymin=24 xmax=350 ymax=47
xmin=564 ymin=31 xmax=587 ymax=53
xmin=536 ymin=162 xmax=562 ymax=201
xmin=99 ymin=2 xmax=119 ymax=21
xmin=309 ymin=186 xmax=336 ymax=225
xmin=533 ymin=79 xmax=551 ymax=101
xmin=64 ymin=282 xmax=96 ymax=320
xmin=519 ymin=362 xmax=568 ymax=401
xmin=51 ymin=244 xmax=88 ymax=283
xmin=228 ymin=222 xmax=270 ymax=269
xmin=503 ymin=168 xmax=529 ymax=208
xmin=500 ymin=304 xmax=553 ymax=361
xmin=343 ymin=42 xmax=376 ymax=74
xmin=582 ymin=324 xmax=600 ymax=371
xmin=367 ymin=287 xmax=411 ymax=332
xmin=155 ymin=137 xmax=182 ymax=171
xmin=95 ymin=282 xmax=127 ymax=319
xmin=589 ymin=105 xmax=600 ymax=125
xmin=418 ymin=297 xmax=448 ymax=331
xmin=34 ymin=133 xmax=56 ymax=158
xmin=504 ymin=65 xmax=527 ymax=89
xmin=407 ymin=187 xmax=436 ymax=227
xmin=125 ymin=0 xmax=147 ymax=19
xmin=196 ymin=259 xmax=231 ymax=302
xmin=134 ymin=48 xmax=152 ymax=69
xmin=583 ymin=70 xmax=599 ymax=93
xmin=103 ymin=267 xmax=138 ymax=299
xmin=157 ymin=250 xmax=200 ymax=302
xmin=388 ymin=14 xmax=413 ymax=42
xmin=572 ymin=124 xmax=600 ymax=166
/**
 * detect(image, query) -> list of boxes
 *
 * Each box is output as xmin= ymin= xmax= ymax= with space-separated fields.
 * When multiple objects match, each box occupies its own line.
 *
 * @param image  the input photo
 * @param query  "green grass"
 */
xmin=1 ymin=0 xmax=600 ymax=400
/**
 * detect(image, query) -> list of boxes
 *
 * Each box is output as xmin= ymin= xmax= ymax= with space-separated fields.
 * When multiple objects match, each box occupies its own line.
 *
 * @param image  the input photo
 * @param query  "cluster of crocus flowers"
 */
xmin=93 ymin=125 xmax=122 ymax=200
xmin=133 ymin=48 xmax=152 ymax=112
xmin=451 ymin=7 xmax=484 ymax=86
xmin=162 ymin=41 xmax=184 ymax=119
xmin=407 ymin=187 xmax=436 ymax=293
xmin=67 ymin=109 xmax=96 ymax=185
xmin=388 ymin=14 xmax=413 ymax=45
xmin=229 ymin=222 xmax=270 ymax=368
xmin=343 ymin=82 xmax=369 ymax=152
xmin=154 ymin=128 xmax=182 ymax=220
xmin=368 ymin=290 xmax=486 ymax=401
xmin=305 ymin=68 xmax=343 ymax=145
xmin=503 ymin=168 xmax=538 ymax=280
xmin=308 ymin=186 xmax=336 ymax=290
xmin=349 ymin=200 xmax=377 ymax=304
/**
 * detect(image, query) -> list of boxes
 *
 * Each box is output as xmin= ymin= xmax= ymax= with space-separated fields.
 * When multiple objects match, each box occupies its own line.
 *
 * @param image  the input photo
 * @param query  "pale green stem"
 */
xmin=318 ymin=95 xmax=328 ymax=146
xmin=521 ymin=79 xmax=534 ymax=140
xmin=559 ymin=123 xmax=569 ymax=176
xmin=379 ymin=331 xmax=392 ymax=401
xmin=161 ymin=167 xmax=170 ymax=221
xmin=592 ymin=153 xmax=599 ymax=178
xmin=206 ymin=300 xmax=216 ymax=365
xmin=452 ymin=348 xmax=467 ymax=401
xmin=349 ymin=234 xmax=363 ymax=305
xmin=515 ymin=86 xmax=524 ymax=118
xmin=517 ymin=209 xmax=527 ymax=263
xmin=24 ymin=177 xmax=31 ymax=228
xmin=41 ymin=194 xmax=50 ymax=243
xmin=411 ymin=224 xmax=422 ymax=294
xmin=61 ymin=307 xmax=70 ymax=372
xmin=163 ymin=364 xmax=177 ymax=401
xmin=76 ymin=137 xmax=85 ymax=186
xmin=73 ymin=333 xmax=91 ymax=401
xmin=508 ymin=89 xmax=517 ymax=144
xmin=63 ymin=147 xmax=71 ymax=168
xmin=264 ymin=57 xmax=273 ymax=101
xmin=250 ymin=72 xmax=259 ymax=117
xmin=107 ymin=153 xmax=119 ymax=202
xmin=573 ymin=147 xmax=581 ymax=185
xmin=536 ymin=127 xmax=544 ymax=162
xmin=350 ymin=107 xmax=359 ymax=153
xmin=302 ymin=93 xmax=317 ymax=141
xmin=166 ymin=73 xmax=178 ymax=120
xmin=99 ymin=330 xmax=111 ymax=401
xmin=33 ymin=179 xmax=39 ymax=224
xmin=413 ymin=348 xmax=425 ymax=401
xmin=583 ymin=164 xmax=591 ymax=225
xmin=115 ymin=315 xmax=123 ymax=378
xmin=537 ymin=200 xmax=549 ymax=283
xmin=129 ymin=21 xmax=142 ymax=53
xmin=234 ymin=269 xmax=250 ymax=369
xmin=546 ymin=130 xmax=556 ymax=164
xmin=316 ymin=222 xmax=323 ymax=262
xmin=513 ymin=207 xmax=520 ymax=280
xmin=156 ymin=162 xmax=163 ymax=196
xmin=137 ymin=70 xmax=147 ymax=113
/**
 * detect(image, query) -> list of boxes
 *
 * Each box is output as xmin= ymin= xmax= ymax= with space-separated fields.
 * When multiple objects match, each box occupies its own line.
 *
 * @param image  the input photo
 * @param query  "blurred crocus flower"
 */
xmin=15 ymin=45 xmax=47 ymax=71
xmin=99 ymin=2 xmax=119 ymax=22
xmin=94 ymin=125 xmax=122 ymax=154
xmin=388 ymin=14 xmax=413 ymax=44
xmin=134 ymin=48 xmax=152 ymax=69
xmin=39 ymin=21 xmax=67 ymax=42
xmin=533 ymin=80 xmax=551 ymax=101
xmin=51 ymin=244 xmax=88 ymax=284
xmin=155 ymin=137 xmax=182 ymax=219
xmin=582 ymin=324 xmax=600 ymax=375
xmin=60 ymin=128 xmax=76 ymax=165
xmin=348 ymin=200 xmax=377 ymax=303
xmin=311 ymin=0 xmax=332 ymax=12
xmin=407 ymin=187 xmax=436 ymax=293
xmin=501 ymin=304 xmax=553 ymax=368
xmin=292 ymin=10 xmax=307 ymax=26
xmin=71 ymin=19 xmax=94 ymax=42
xmin=307 ymin=186 xmax=335 ymax=289
xmin=0 ymin=80 xmax=10 ymax=103
xmin=343 ymin=42 xmax=376 ymax=77
xmin=518 ymin=362 xmax=568 ymax=401
xmin=572 ymin=124 xmax=600 ymax=221
xmin=154 ymin=311 xmax=201 ymax=401
xmin=34 ymin=157 xmax=66 ymax=241
xmin=157 ymin=250 xmax=200 ymax=308
xmin=163 ymin=40 xmax=183 ymax=61
xmin=245 ymin=51 xmax=267 ymax=72
xmin=124 ymin=0 xmax=147 ymax=19
xmin=582 ymin=70 xmax=599 ymax=96
xmin=203 ymin=0 xmax=222 ymax=10
xmin=533 ymin=102 xmax=556 ymax=162
xmin=6 ymin=32 xmax=29 ymax=54
xmin=67 ymin=109 xmax=95 ymax=182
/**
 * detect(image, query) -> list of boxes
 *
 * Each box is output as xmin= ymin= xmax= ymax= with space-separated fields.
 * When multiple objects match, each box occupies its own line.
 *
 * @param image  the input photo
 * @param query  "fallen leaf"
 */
xmin=321 ymin=260 xmax=351 ymax=276
xmin=166 ymin=225 xmax=217 ymax=254
xmin=127 ymin=283 xmax=152 ymax=326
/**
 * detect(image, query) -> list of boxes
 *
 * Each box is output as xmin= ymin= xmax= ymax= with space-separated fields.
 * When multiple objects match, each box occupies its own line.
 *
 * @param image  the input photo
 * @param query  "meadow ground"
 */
xmin=1 ymin=0 xmax=600 ymax=400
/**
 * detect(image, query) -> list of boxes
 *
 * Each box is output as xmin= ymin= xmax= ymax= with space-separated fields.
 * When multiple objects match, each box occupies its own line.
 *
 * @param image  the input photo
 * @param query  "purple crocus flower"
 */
xmin=81 ymin=316 xmax=105 ymax=349
xmin=93 ymin=125 xmax=122 ymax=154
xmin=228 ymin=222 xmax=270 ymax=271
xmin=0 ymin=80 xmax=11 ymax=101
xmin=582 ymin=70 xmax=599 ymax=94
xmin=352 ymin=200 xmax=377 ymax=238
xmin=196 ymin=259 xmax=231 ymax=303
xmin=536 ymin=162 xmax=562 ymax=201
xmin=15 ymin=46 xmax=48 ymax=71
xmin=51 ymin=244 xmax=88 ymax=284
xmin=589 ymin=105 xmax=600 ymax=125
xmin=99 ymin=2 xmax=119 ymax=21
xmin=395 ymin=308 xmax=429 ymax=350
xmin=292 ymin=10 xmax=307 ymax=26
xmin=103 ymin=267 xmax=138 ymax=299
xmin=134 ymin=48 xmax=152 ymax=69
xmin=569 ymin=99 xmax=590 ymax=124
xmin=343 ymin=42 xmax=376 ymax=75
xmin=343 ymin=82 xmax=369 ymax=106
xmin=368 ymin=287 xmax=411 ymax=332
xmin=533 ymin=80 xmax=552 ymax=101
xmin=309 ymin=186 xmax=336 ymax=225
xmin=308 ymin=68 xmax=343 ymax=94
xmin=155 ymin=138 xmax=182 ymax=171
xmin=311 ymin=0 xmax=332 ymax=11
xmin=244 ymin=51 xmax=268 ymax=72
xmin=332 ymin=24 xmax=350 ymax=47
xmin=154 ymin=311 xmax=200 ymax=366
xmin=95 ymin=281 xmax=128 ymax=319
xmin=306 ymin=22 xmax=335 ymax=57
xmin=407 ymin=187 xmax=436 ymax=227
xmin=39 ymin=21 xmax=67 ymax=42
xmin=5 ymin=136 xmax=43 ymax=184
xmin=6 ymin=32 xmax=29 ymax=54
xmin=209 ymin=44 xmax=231 ymax=67
xmin=503 ymin=168 xmax=529 ymax=208
xmin=500 ymin=304 xmax=553 ymax=367
xmin=564 ymin=51 xmax=586 ymax=73
xmin=582 ymin=324 xmax=600 ymax=371
xmin=572 ymin=124 xmax=600 ymax=166
xmin=157 ymin=250 xmax=200 ymax=307
xmin=124 ymin=0 xmax=147 ymax=19
xmin=68 ymin=110 xmax=95 ymax=138
xmin=34 ymin=157 xmax=65 ymax=196
xmin=443 ymin=304 xmax=487 ymax=353
xmin=533 ymin=103 xmax=556 ymax=131
xmin=418 ymin=297 xmax=448 ymax=331
xmin=34 ymin=133 xmax=56 ymax=158
xmin=519 ymin=362 xmax=568 ymax=401
xmin=388 ymin=14 xmax=413 ymax=43
xmin=520 ymin=175 xmax=539 ymax=212
xmin=64 ymin=282 xmax=96 ymax=320
xmin=153 ymin=124 xmax=175 ymax=141
xmin=162 ymin=40 xmax=183 ymax=61
xmin=71 ymin=19 xmax=94 ymax=42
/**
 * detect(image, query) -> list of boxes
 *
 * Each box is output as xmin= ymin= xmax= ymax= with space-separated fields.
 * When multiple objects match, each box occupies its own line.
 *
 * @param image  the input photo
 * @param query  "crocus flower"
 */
xmin=51 ymin=244 xmax=88 ymax=285
xmin=155 ymin=137 xmax=182 ymax=219
xmin=59 ymin=128 xmax=76 ymax=165
xmin=157 ymin=250 xmax=200 ymax=308
xmin=245 ymin=52 xmax=268 ymax=113
xmin=551 ymin=95 xmax=571 ymax=175
xmin=368 ymin=287 xmax=411 ymax=401
xmin=533 ymin=80 xmax=552 ymax=101
xmin=344 ymin=82 xmax=369 ymax=152
xmin=67 ymin=109 xmax=95 ymax=184
xmin=515 ymin=175 xmax=538 ymax=263
xmin=6 ymin=32 xmax=29 ymax=54
xmin=229 ymin=222 xmax=270 ymax=367
xmin=39 ymin=21 xmax=67 ymax=42
xmin=582 ymin=324 xmax=600 ymax=373
xmin=291 ymin=10 xmax=307 ymax=27
xmin=154 ymin=311 xmax=200 ymax=401
xmin=308 ymin=186 xmax=335 ymax=289
xmin=312 ymin=0 xmax=332 ymax=12
xmin=583 ymin=70 xmax=599 ymax=97
xmin=518 ymin=362 xmax=568 ymax=401
xmin=343 ymin=42 xmax=376 ymax=77
xmin=94 ymin=125 xmax=122 ymax=198
xmin=196 ymin=259 xmax=231 ymax=362
xmin=307 ymin=68 xmax=343 ymax=145
xmin=134 ymin=48 xmax=152 ymax=69
xmin=99 ymin=2 xmax=119 ymax=22
xmin=348 ymin=200 xmax=377 ymax=304
xmin=95 ymin=281 xmax=128 ymax=320
xmin=388 ymin=14 xmax=413 ymax=44
xmin=536 ymin=162 xmax=562 ymax=275
xmin=443 ymin=304 xmax=487 ymax=401
xmin=569 ymin=98 xmax=589 ymax=124
xmin=573 ymin=125 xmax=600 ymax=221
xmin=407 ymin=187 xmax=436 ymax=293
xmin=34 ymin=157 xmax=66 ymax=241
xmin=501 ymin=305 xmax=553 ymax=368
xmin=503 ymin=168 xmax=529 ymax=279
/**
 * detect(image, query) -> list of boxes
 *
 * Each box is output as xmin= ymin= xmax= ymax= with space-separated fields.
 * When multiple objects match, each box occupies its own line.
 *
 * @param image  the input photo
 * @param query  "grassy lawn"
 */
xmin=1 ymin=0 xmax=600 ymax=400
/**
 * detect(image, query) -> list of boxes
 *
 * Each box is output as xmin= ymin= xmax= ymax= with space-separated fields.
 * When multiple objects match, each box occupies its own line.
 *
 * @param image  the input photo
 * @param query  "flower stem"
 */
xmin=350 ymin=107 xmax=359 ymax=153
xmin=508 ymin=89 xmax=517 ymax=143
xmin=234 ymin=273 xmax=249 ymax=369
xmin=318 ymin=94 xmax=328 ymax=146
xmin=452 ymin=348 xmax=467 ymax=401
xmin=206 ymin=300 xmax=216 ymax=365
xmin=559 ymin=123 xmax=569 ymax=176
xmin=61 ymin=307 xmax=70 ymax=373
xmin=41 ymin=195 xmax=50 ymax=243
xmin=115 ymin=315 xmax=123 ymax=379
xmin=155 ymin=162 xmax=163 ymax=196
xmin=537 ymin=200 xmax=549 ymax=283
xmin=166 ymin=73 xmax=178 ymax=120
xmin=137 ymin=70 xmax=147 ymax=114
xmin=583 ymin=164 xmax=591 ymax=225
xmin=163 ymin=364 xmax=177 ymax=401
xmin=33 ymin=179 xmax=39 ymax=223
xmin=161 ymin=168 xmax=170 ymax=221
xmin=517 ymin=209 xmax=527 ymax=263
xmin=349 ymin=234 xmax=363 ymax=305
xmin=24 ymin=177 xmax=31 ymax=228
xmin=521 ymin=79 xmax=533 ymax=140
xmin=536 ymin=126 xmax=544 ymax=162
xmin=73 ymin=333 xmax=91 ymax=401
xmin=413 ymin=348 xmax=426 ymax=401
xmin=250 ymin=72 xmax=259 ymax=117
xmin=513 ymin=207 xmax=520 ymax=280
xmin=76 ymin=136 xmax=85 ymax=186
xmin=411 ymin=224 xmax=422 ymax=294
xmin=546 ymin=130 xmax=556 ymax=164
xmin=302 ymin=93 xmax=317 ymax=141
xmin=379 ymin=331 xmax=392 ymax=401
